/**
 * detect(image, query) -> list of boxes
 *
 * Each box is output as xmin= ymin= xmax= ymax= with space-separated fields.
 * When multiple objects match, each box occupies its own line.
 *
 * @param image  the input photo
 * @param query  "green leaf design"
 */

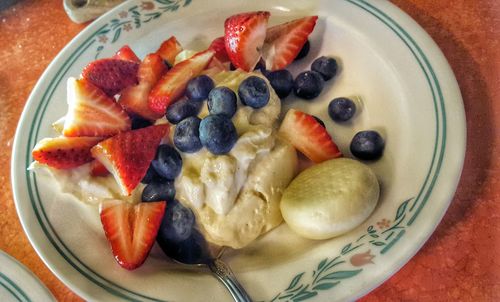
xmin=293 ymin=291 xmax=317 ymax=302
xmin=183 ymin=0 xmax=191 ymax=6
xmin=155 ymin=0 xmax=174 ymax=4
xmin=341 ymin=243 xmax=351 ymax=255
xmin=372 ymin=241 xmax=386 ymax=246
xmin=320 ymin=269 xmax=362 ymax=281
xmin=312 ymin=282 xmax=339 ymax=291
xmin=286 ymin=272 xmax=304 ymax=291
xmin=395 ymin=198 xmax=412 ymax=220
xmin=112 ymin=28 xmax=121 ymax=43
xmin=317 ymin=258 xmax=327 ymax=271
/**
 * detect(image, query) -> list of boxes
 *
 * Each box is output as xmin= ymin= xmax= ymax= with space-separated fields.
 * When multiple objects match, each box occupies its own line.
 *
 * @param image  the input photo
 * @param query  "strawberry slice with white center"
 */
xmin=99 ymin=200 xmax=166 ymax=270
xmin=112 ymin=45 xmax=141 ymax=63
xmin=155 ymin=36 xmax=183 ymax=66
xmin=63 ymin=77 xmax=131 ymax=137
xmin=148 ymin=49 xmax=215 ymax=115
xmin=224 ymin=11 xmax=270 ymax=71
xmin=119 ymin=53 xmax=167 ymax=120
xmin=82 ymin=58 xmax=139 ymax=96
xmin=263 ymin=16 xmax=318 ymax=71
xmin=32 ymin=136 xmax=103 ymax=169
xmin=279 ymin=109 xmax=341 ymax=163
xmin=91 ymin=124 xmax=169 ymax=195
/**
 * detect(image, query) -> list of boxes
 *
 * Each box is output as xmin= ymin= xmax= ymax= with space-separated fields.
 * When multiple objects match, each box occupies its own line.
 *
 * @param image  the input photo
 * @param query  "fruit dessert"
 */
xmin=30 ymin=10 xmax=386 ymax=270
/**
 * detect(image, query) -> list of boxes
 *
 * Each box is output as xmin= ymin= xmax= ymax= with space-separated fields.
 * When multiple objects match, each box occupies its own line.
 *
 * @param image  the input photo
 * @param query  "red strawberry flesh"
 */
xmin=63 ymin=78 xmax=131 ymax=137
xmin=156 ymin=36 xmax=183 ymax=66
xmin=263 ymin=16 xmax=318 ymax=70
xmin=32 ymin=136 xmax=103 ymax=169
xmin=209 ymin=36 xmax=230 ymax=63
xmin=279 ymin=109 xmax=341 ymax=163
xmin=148 ymin=49 xmax=214 ymax=115
xmin=119 ymin=53 xmax=167 ymax=120
xmin=99 ymin=200 xmax=166 ymax=270
xmin=91 ymin=124 xmax=170 ymax=195
xmin=82 ymin=58 xmax=139 ymax=96
xmin=224 ymin=11 xmax=270 ymax=71
xmin=113 ymin=45 xmax=141 ymax=63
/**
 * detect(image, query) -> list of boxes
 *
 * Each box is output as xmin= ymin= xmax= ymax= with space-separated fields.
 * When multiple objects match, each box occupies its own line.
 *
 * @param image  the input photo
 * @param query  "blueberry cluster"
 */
xmin=167 ymin=74 xmax=271 ymax=156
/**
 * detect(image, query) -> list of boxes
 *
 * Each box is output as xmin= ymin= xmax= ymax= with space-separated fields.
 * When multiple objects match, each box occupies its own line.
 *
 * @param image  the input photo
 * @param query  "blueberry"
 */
xmin=141 ymin=164 xmax=161 ymax=184
xmin=238 ymin=76 xmax=270 ymax=109
xmin=253 ymin=58 xmax=267 ymax=73
xmin=185 ymin=75 xmax=214 ymax=101
xmin=328 ymin=97 xmax=356 ymax=122
xmin=265 ymin=70 xmax=293 ymax=98
xmin=165 ymin=98 xmax=202 ymax=124
xmin=157 ymin=227 xmax=210 ymax=264
xmin=207 ymin=87 xmax=237 ymax=118
xmin=151 ymin=144 xmax=182 ymax=180
xmin=350 ymin=130 xmax=385 ymax=160
xmin=131 ymin=117 xmax=152 ymax=130
xmin=157 ymin=199 xmax=195 ymax=243
xmin=142 ymin=179 xmax=175 ymax=202
xmin=293 ymin=71 xmax=324 ymax=99
xmin=313 ymin=115 xmax=326 ymax=128
xmin=174 ymin=116 xmax=202 ymax=153
xmin=311 ymin=56 xmax=338 ymax=80
xmin=294 ymin=40 xmax=310 ymax=61
xmin=199 ymin=114 xmax=238 ymax=155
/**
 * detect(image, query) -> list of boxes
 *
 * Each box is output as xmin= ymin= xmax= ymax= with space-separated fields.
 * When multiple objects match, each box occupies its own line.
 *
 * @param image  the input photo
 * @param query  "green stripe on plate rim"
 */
xmin=0 ymin=271 xmax=31 ymax=302
xmin=21 ymin=0 xmax=447 ymax=300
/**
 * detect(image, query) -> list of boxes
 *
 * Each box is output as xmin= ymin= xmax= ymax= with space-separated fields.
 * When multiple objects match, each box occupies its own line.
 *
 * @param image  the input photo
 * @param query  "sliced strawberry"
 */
xmin=32 ymin=136 xmax=103 ymax=169
xmin=91 ymin=124 xmax=169 ymax=195
xmin=209 ymin=36 xmax=230 ymax=63
xmin=112 ymin=45 xmax=141 ymax=63
xmin=224 ymin=11 xmax=270 ymax=72
xmin=155 ymin=36 xmax=183 ymax=66
xmin=119 ymin=53 xmax=167 ymax=120
xmin=63 ymin=78 xmax=131 ymax=137
xmin=263 ymin=16 xmax=318 ymax=71
xmin=100 ymin=200 xmax=166 ymax=270
xmin=82 ymin=58 xmax=139 ymax=96
xmin=279 ymin=109 xmax=341 ymax=163
xmin=148 ymin=49 xmax=215 ymax=115
xmin=90 ymin=160 xmax=109 ymax=177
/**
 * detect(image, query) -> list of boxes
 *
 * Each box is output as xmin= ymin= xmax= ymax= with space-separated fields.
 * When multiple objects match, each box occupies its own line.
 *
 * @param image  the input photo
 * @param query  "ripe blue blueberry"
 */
xmin=185 ymin=75 xmax=215 ymax=101
xmin=293 ymin=71 xmax=324 ymax=99
xmin=165 ymin=97 xmax=202 ymax=124
xmin=238 ymin=76 xmax=270 ymax=109
xmin=328 ymin=97 xmax=356 ymax=122
xmin=151 ymin=144 xmax=182 ymax=180
xmin=141 ymin=164 xmax=161 ymax=184
xmin=350 ymin=130 xmax=385 ymax=160
xmin=311 ymin=56 xmax=338 ymax=80
xmin=265 ymin=69 xmax=294 ymax=99
xmin=174 ymin=116 xmax=202 ymax=153
xmin=199 ymin=114 xmax=238 ymax=155
xmin=294 ymin=40 xmax=310 ymax=61
xmin=157 ymin=199 xmax=195 ymax=242
xmin=207 ymin=86 xmax=237 ymax=118
xmin=142 ymin=179 xmax=176 ymax=202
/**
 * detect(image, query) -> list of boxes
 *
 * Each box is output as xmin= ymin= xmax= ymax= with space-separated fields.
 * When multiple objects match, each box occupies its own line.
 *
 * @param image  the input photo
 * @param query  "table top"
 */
xmin=1 ymin=1 xmax=499 ymax=301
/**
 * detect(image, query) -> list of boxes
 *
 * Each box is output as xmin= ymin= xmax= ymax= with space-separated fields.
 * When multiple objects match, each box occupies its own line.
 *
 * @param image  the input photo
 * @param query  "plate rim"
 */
xmin=11 ymin=0 xmax=466 ymax=301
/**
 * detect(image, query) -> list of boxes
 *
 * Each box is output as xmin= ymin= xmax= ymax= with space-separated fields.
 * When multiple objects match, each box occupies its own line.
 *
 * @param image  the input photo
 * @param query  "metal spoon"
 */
xmin=165 ymin=231 xmax=252 ymax=302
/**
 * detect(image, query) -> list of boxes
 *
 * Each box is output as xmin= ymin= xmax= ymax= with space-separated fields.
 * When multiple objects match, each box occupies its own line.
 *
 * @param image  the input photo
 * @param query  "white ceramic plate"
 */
xmin=0 ymin=250 xmax=55 ymax=302
xmin=12 ymin=0 xmax=465 ymax=301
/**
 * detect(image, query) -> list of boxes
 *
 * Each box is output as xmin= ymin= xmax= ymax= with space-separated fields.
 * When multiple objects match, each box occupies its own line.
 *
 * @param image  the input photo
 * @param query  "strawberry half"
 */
xmin=209 ymin=36 xmax=230 ymax=63
xmin=63 ymin=78 xmax=131 ymax=137
xmin=82 ymin=58 xmax=139 ymax=96
xmin=119 ymin=53 xmax=167 ymax=120
xmin=148 ymin=49 xmax=215 ymax=115
xmin=112 ymin=45 xmax=141 ymax=63
xmin=90 ymin=160 xmax=109 ymax=177
xmin=100 ymin=200 xmax=166 ymax=270
xmin=224 ymin=11 xmax=270 ymax=71
xmin=156 ymin=36 xmax=183 ymax=66
xmin=263 ymin=16 xmax=318 ymax=71
xmin=91 ymin=124 xmax=169 ymax=195
xmin=279 ymin=109 xmax=341 ymax=163
xmin=32 ymin=136 xmax=103 ymax=169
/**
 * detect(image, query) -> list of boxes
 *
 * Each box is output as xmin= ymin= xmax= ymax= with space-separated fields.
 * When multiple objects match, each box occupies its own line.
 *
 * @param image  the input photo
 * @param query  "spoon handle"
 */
xmin=208 ymin=258 xmax=252 ymax=302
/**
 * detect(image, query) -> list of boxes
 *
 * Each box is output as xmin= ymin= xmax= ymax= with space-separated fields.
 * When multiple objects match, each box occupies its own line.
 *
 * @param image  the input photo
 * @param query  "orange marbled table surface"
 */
xmin=0 ymin=1 xmax=499 ymax=301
